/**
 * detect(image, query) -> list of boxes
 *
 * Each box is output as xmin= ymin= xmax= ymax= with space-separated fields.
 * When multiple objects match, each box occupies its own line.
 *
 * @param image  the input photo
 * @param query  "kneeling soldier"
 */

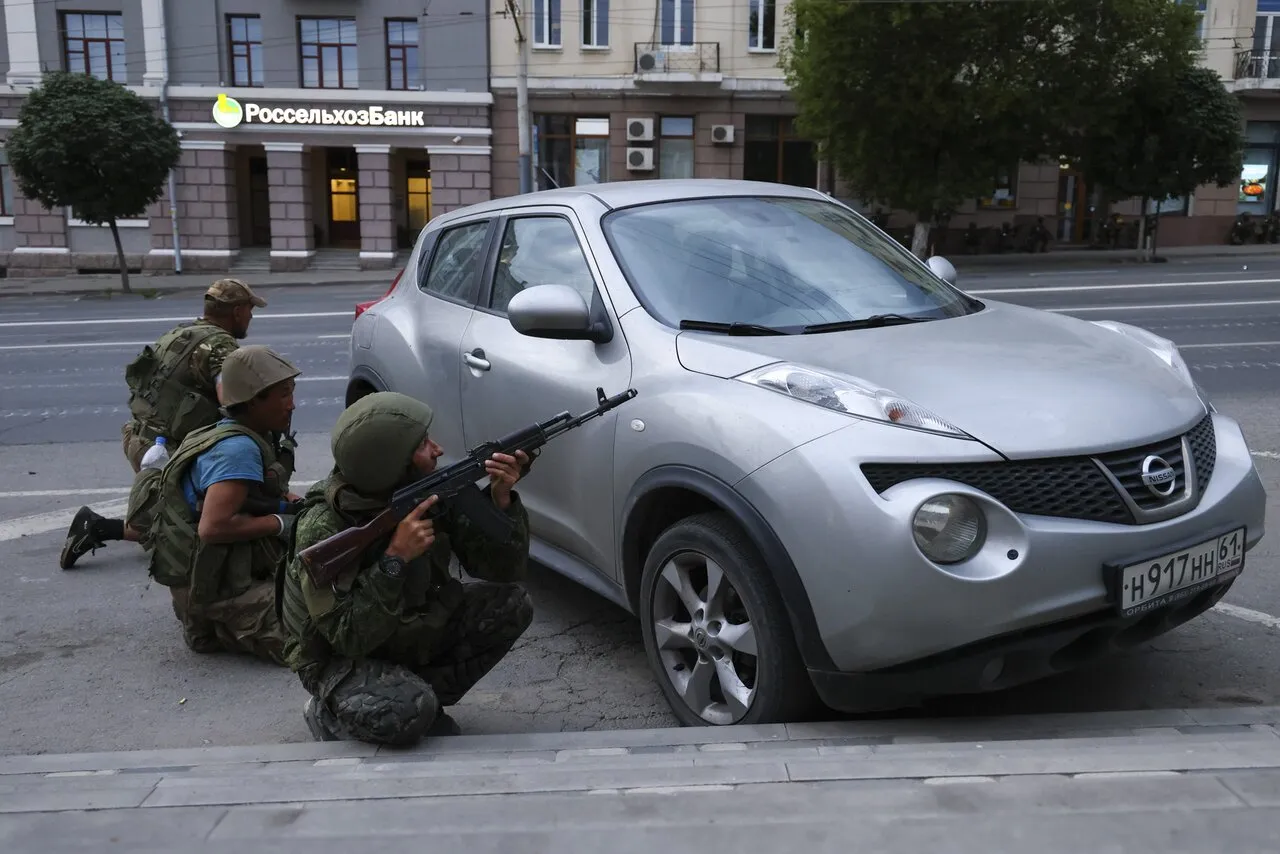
xmin=146 ymin=345 xmax=303 ymax=665
xmin=280 ymin=391 xmax=534 ymax=745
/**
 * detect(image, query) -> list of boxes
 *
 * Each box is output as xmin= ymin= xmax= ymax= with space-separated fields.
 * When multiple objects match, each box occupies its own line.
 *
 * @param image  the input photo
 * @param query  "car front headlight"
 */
xmin=734 ymin=362 xmax=969 ymax=437
xmin=1092 ymin=320 xmax=1195 ymax=388
xmin=913 ymin=494 xmax=987 ymax=564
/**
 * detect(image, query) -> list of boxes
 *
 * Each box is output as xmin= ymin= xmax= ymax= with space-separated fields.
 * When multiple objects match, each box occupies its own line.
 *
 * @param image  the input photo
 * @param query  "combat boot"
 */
xmin=59 ymin=506 xmax=108 ymax=570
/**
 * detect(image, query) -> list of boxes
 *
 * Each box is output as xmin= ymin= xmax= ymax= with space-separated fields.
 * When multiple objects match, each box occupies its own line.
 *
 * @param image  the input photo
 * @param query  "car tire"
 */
xmin=639 ymin=511 xmax=817 ymax=727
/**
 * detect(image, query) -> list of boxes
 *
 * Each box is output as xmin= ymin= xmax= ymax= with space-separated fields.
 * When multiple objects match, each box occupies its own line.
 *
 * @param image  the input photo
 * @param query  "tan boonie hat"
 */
xmin=206 ymin=278 xmax=268 ymax=308
xmin=219 ymin=345 xmax=301 ymax=407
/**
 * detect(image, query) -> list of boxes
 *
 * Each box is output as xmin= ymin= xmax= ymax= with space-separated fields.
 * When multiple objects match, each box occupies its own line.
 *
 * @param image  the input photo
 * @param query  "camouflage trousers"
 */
xmin=169 ymin=581 xmax=288 ymax=667
xmin=300 ymin=581 xmax=534 ymax=746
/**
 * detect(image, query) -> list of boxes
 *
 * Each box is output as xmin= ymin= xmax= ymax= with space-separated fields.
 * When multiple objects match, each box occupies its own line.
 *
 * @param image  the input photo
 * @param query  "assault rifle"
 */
xmin=298 ymin=386 xmax=638 ymax=587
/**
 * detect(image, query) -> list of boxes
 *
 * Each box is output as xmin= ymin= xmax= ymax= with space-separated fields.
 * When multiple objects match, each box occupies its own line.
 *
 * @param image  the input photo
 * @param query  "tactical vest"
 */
xmin=146 ymin=421 xmax=294 ymax=606
xmin=124 ymin=321 xmax=232 ymax=445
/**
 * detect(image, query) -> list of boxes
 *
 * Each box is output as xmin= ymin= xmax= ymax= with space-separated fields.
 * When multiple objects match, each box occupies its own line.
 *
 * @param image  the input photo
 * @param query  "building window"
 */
xmin=977 ymin=167 xmax=1018 ymax=209
xmin=535 ymin=116 xmax=609 ymax=189
xmin=1180 ymin=0 xmax=1207 ymax=42
xmin=748 ymin=0 xmax=776 ymax=51
xmin=61 ymin=12 xmax=126 ymax=81
xmin=228 ymin=15 xmax=263 ymax=87
xmin=582 ymin=0 xmax=609 ymax=47
xmin=299 ymin=17 xmax=358 ymax=88
xmin=386 ymin=19 xmax=419 ymax=90
xmin=659 ymin=116 xmax=695 ymax=179
xmin=660 ymin=0 xmax=694 ymax=46
xmin=0 ymin=148 xmax=13 ymax=216
xmin=742 ymin=116 xmax=816 ymax=188
xmin=406 ymin=160 xmax=432 ymax=233
xmin=534 ymin=0 xmax=562 ymax=47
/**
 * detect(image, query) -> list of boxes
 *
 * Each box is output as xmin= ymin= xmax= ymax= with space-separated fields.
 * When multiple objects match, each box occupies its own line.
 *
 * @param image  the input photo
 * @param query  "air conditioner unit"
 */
xmin=636 ymin=50 xmax=663 ymax=72
xmin=626 ymin=117 xmax=655 ymax=141
xmin=711 ymin=124 xmax=735 ymax=144
xmin=626 ymin=147 xmax=655 ymax=171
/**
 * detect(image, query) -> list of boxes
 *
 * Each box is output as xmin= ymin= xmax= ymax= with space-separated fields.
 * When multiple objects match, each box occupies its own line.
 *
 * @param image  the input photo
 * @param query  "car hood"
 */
xmin=674 ymin=300 xmax=1207 ymax=458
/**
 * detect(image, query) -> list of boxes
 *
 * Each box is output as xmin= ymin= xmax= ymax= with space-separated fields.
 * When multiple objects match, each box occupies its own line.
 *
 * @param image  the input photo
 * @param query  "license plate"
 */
xmin=1114 ymin=527 xmax=1246 ymax=618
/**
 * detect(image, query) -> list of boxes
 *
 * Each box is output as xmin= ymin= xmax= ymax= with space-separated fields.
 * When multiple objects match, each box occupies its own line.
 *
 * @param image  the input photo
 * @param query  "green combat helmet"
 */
xmin=331 ymin=392 xmax=435 ymax=495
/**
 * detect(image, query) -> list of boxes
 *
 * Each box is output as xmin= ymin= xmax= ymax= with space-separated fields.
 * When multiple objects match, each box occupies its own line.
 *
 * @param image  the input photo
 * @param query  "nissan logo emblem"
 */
xmin=1141 ymin=455 xmax=1177 ymax=498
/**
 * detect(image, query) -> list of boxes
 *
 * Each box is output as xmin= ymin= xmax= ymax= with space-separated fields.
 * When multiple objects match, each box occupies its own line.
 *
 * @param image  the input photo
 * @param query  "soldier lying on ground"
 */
xmin=280 ymin=391 xmax=534 ymax=745
xmin=59 ymin=279 xmax=273 ymax=570
xmin=142 ymin=345 xmax=303 ymax=666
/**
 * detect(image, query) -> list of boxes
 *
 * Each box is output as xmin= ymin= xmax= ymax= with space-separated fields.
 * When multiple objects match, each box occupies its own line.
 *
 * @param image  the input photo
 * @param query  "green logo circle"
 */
xmin=212 ymin=94 xmax=243 ymax=129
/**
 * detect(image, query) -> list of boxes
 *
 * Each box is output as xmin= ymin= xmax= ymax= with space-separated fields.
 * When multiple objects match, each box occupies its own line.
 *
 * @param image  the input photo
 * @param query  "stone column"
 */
xmin=4 ymin=0 xmax=41 ymax=86
xmin=424 ymin=149 xmax=492 ymax=217
xmin=139 ymin=0 xmax=167 ymax=87
xmin=355 ymin=144 xmax=395 ymax=270
xmin=264 ymin=143 xmax=314 ymax=272
xmin=148 ymin=140 xmax=239 ymax=273
xmin=8 ymin=190 xmax=72 ymax=277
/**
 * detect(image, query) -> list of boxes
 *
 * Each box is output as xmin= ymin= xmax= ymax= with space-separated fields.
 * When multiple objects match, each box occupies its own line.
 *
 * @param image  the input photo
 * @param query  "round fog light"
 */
xmin=912 ymin=494 xmax=987 ymax=565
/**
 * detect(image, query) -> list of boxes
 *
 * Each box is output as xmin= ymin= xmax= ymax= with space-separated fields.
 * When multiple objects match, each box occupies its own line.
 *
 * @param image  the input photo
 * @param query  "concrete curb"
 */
xmin=0 ymin=276 xmax=392 ymax=300
xmin=2 ymin=704 xmax=1277 ymax=773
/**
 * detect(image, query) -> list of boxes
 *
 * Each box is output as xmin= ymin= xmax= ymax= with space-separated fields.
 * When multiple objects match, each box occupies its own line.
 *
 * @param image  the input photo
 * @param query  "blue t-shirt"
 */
xmin=182 ymin=420 xmax=265 ymax=512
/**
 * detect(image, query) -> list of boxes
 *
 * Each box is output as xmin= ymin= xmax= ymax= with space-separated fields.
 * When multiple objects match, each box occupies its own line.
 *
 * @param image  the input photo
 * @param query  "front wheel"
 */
xmin=639 ymin=511 xmax=817 ymax=727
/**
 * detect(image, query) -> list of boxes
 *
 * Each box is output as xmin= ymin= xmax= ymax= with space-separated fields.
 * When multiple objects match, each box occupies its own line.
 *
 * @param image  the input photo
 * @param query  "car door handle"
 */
xmin=463 ymin=348 xmax=491 ymax=371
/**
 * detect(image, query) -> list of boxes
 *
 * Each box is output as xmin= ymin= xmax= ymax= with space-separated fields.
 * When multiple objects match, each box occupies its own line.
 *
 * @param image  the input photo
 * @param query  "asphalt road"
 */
xmin=2 ymin=258 xmax=1280 ymax=755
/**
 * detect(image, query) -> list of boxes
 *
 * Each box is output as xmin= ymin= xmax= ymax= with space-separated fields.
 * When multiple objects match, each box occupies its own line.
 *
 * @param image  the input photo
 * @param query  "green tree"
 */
xmin=782 ymin=0 xmax=1058 ymax=257
xmin=781 ymin=0 xmax=1209 ymax=259
xmin=1073 ymin=66 xmax=1244 ymax=261
xmin=6 ymin=71 xmax=181 ymax=293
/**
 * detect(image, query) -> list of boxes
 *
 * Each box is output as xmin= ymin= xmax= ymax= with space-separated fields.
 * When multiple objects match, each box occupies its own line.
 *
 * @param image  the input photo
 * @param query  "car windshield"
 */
xmin=600 ymin=195 xmax=980 ymax=332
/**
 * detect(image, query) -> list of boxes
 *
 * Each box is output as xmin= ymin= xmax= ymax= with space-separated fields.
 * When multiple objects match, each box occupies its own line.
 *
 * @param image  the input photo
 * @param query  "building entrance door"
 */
xmin=248 ymin=156 xmax=271 ymax=246
xmin=326 ymin=148 xmax=360 ymax=247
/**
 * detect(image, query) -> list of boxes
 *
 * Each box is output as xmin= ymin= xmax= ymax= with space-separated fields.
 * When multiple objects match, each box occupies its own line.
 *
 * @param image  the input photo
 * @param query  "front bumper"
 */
xmin=735 ymin=411 xmax=1266 ymax=693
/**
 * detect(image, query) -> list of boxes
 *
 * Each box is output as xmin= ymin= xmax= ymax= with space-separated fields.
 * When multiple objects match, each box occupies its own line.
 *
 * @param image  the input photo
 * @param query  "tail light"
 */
xmin=355 ymin=266 xmax=405 ymax=319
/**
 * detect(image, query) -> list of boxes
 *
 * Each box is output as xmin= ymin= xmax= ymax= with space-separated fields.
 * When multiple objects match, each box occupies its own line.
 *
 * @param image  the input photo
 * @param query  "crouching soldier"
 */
xmin=145 ymin=345 xmax=303 ymax=666
xmin=280 ymin=391 xmax=534 ymax=745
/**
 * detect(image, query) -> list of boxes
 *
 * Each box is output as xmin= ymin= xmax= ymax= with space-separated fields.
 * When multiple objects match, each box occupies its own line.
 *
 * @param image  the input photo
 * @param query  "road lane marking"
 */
xmin=1251 ymin=451 xmax=1280 ymax=460
xmin=0 ymin=479 xmax=324 ymax=542
xmin=1046 ymin=299 xmax=1280 ymax=313
xmin=1180 ymin=341 xmax=1280 ymax=349
xmin=319 ymin=334 xmax=350 ymax=339
xmin=0 ymin=499 xmax=130 ymax=541
xmin=0 ymin=341 xmax=154 ymax=351
xmin=968 ymin=277 xmax=1280 ymax=295
xmin=0 ymin=311 xmax=351 ymax=328
xmin=0 ymin=488 xmax=130 ymax=498
xmin=1214 ymin=602 xmax=1280 ymax=632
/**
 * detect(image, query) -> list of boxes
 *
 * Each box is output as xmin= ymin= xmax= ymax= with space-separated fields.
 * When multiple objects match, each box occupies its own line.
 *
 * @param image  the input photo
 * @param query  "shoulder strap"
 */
xmin=161 ymin=421 xmax=276 ymax=500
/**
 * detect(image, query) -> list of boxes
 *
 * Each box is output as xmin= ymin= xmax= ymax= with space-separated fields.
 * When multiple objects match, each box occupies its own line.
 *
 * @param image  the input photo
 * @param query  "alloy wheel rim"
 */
xmin=651 ymin=550 xmax=758 ymax=725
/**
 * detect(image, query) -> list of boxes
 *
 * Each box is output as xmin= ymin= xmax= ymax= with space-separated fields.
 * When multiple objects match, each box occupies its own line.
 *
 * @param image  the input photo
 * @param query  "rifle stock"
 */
xmin=298 ymin=386 xmax=638 ymax=588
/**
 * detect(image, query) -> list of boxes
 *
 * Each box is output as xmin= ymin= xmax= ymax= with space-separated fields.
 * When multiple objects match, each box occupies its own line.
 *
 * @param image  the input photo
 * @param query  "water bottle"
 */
xmin=140 ymin=437 xmax=170 ymax=471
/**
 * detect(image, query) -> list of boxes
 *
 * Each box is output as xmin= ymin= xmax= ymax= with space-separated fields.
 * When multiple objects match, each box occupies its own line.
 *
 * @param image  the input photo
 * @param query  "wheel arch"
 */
xmin=619 ymin=464 xmax=837 ymax=672
xmin=345 ymin=366 xmax=388 ymax=408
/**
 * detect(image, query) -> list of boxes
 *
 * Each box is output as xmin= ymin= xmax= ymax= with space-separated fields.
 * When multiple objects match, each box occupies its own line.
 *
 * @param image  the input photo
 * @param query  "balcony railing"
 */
xmin=633 ymin=42 xmax=721 ymax=75
xmin=1235 ymin=49 xmax=1280 ymax=81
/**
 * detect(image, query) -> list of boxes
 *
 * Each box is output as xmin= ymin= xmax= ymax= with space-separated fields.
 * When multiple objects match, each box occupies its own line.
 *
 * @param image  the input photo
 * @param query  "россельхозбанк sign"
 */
xmin=211 ymin=94 xmax=425 ymax=129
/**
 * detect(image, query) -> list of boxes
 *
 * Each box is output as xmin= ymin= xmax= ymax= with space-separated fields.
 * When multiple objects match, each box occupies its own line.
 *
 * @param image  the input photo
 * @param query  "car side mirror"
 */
xmin=507 ymin=284 xmax=611 ymax=343
xmin=926 ymin=255 xmax=958 ymax=286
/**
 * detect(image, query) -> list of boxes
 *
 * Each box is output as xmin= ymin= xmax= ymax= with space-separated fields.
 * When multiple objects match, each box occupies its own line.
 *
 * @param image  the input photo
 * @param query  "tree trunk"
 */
xmin=1135 ymin=196 xmax=1149 ymax=262
xmin=911 ymin=219 xmax=932 ymax=259
xmin=108 ymin=217 xmax=131 ymax=293
xmin=1149 ymin=208 xmax=1161 ymax=262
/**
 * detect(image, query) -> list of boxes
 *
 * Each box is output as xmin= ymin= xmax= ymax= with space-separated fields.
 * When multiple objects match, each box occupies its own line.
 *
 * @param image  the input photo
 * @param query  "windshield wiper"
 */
xmin=679 ymin=319 xmax=791 ymax=336
xmin=801 ymin=314 xmax=933 ymax=334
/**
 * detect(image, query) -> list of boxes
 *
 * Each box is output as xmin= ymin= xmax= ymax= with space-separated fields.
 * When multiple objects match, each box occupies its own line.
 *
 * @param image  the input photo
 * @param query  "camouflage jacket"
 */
xmin=279 ymin=477 xmax=531 ymax=673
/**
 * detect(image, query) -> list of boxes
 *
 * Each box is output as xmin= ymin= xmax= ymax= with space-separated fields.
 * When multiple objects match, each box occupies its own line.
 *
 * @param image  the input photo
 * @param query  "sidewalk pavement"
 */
xmin=4 ymin=704 xmax=1279 ymax=851
xmin=4 ymin=243 xmax=1280 ymax=300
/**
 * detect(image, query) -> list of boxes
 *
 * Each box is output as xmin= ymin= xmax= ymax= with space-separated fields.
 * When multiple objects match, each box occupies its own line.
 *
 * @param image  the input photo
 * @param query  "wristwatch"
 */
xmin=378 ymin=554 xmax=407 ymax=579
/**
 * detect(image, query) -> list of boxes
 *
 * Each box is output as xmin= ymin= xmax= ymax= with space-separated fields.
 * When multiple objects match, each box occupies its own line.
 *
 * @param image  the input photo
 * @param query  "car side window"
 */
xmin=420 ymin=221 xmax=490 ymax=302
xmin=488 ymin=216 xmax=598 ymax=314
